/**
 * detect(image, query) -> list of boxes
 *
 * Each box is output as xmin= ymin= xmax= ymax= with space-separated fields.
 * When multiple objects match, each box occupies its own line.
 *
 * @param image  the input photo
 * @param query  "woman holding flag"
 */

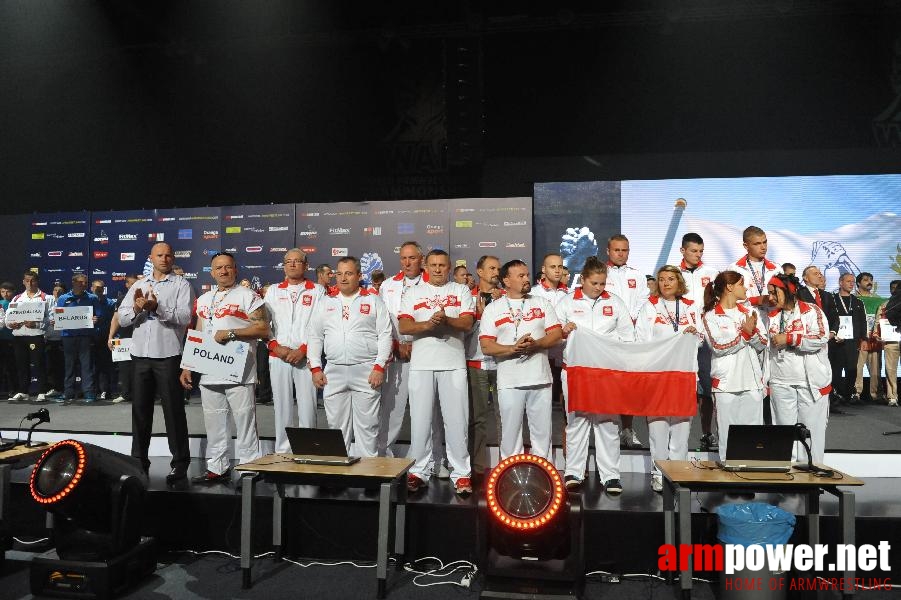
xmin=701 ymin=271 xmax=768 ymax=459
xmin=766 ymin=273 xmax=831 ymax=464
xmin=635 ymin=265 xmax=703 ymax=493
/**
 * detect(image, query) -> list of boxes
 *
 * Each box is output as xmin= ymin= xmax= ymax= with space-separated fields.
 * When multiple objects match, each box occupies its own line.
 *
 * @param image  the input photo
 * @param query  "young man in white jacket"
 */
xmin=307 ymin=256 xmax=393 ymax=457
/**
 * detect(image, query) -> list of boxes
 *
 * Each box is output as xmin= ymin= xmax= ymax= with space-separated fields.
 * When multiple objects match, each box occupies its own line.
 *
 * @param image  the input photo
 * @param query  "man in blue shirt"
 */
xmin=56 ymin=274 xmax=101 ymax=403
xmin=91 ymin=279 xmax=118 ymax=400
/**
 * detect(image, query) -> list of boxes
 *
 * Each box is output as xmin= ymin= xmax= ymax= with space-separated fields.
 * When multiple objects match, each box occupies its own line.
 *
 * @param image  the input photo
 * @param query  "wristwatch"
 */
xmin=227 ymin=329 xmax=237 ymax=341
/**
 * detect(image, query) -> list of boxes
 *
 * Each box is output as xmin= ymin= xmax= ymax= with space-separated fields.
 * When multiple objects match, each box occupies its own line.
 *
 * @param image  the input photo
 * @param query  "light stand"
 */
xmin=25 ymin=409 xmax=50 ymax=448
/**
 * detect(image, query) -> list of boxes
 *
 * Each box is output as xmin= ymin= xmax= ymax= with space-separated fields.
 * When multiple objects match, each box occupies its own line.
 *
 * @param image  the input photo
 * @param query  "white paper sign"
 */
xmin=53 ymin=306 xmax=94 ymax=330
xmin=6 ymin=301 xmax=46 ymax=323
xmin=880 ymin=319 xmax=900 ymax=343
xmin=111 ymin=338 xmax=132 ymax=362
xmin=180 ymin=328 xmax=249 ymax=383
xmin=837 ymin=315 xmax=854 ymax=340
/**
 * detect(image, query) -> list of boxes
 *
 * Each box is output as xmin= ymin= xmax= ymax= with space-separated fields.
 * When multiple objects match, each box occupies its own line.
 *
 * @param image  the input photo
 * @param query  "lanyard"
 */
xmin=746 ymin=257 xmax=766 ymax=295
xmin=505 ymin=297 xmax=527 ymax=339
xmin=779 ymin=309 xmax=790 ymax=333
xmin=659 ymin=298 xmax=681 ymax=332
xmin=209 ymin=287 xmax=235 ymax=325
xmin=837 ymin=294 xmax=852 ymax=315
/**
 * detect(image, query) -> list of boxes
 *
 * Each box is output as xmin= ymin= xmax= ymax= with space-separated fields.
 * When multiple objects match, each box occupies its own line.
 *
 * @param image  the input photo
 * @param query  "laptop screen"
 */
xmin=725 ymin=425 xmax=796 ymax=462
xmin=285 ymin=427 xmax=349 ymax=457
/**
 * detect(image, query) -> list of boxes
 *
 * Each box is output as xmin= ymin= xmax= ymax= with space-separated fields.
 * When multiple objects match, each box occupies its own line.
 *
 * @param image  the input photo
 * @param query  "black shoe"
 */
xmin=699 ymin=433 xmax=719 ymax=452
xmin=191 ymin=470 xmax=230 ymax=485
xmin=603 ymin=478 xmax=623 ymax=496
xmin=166 ymin=467 xmax=188 ymax=485
xmin=848 ymin=393 xmax=862 ymax=405
xmin=564 ymin=475 xmax=582 ymax=491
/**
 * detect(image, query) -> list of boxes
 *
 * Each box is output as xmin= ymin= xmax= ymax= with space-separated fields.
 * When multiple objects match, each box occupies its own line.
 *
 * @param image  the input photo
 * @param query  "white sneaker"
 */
xmin=889 ymin=399 xmax=899 ymax=407
xmin=99 ymin=392 xmax=108 ymax=400
xmin=111 ymin=395 xmax=126 ymax=404
xmin=35 ymin=394 xmax=47 ymax=402
xmin=436 ymin=462 xmax=451 ymax=480
xmin=46 ymin=389 xmax=59 ymax=397
xmin=651 ymin=474 xmax=663 ymax=493
xmin=620 ymin=427 xmax=642 ymax=449
xmin=11 ymin=392 xmax=27 ymax=401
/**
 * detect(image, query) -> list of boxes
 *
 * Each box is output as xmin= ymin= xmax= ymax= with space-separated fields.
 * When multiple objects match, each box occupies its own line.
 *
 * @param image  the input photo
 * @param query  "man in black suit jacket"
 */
xmin=799 ymin=266 xmax=843 ymax=408
xmin=828 ymin=272 xmax=868 ymax=405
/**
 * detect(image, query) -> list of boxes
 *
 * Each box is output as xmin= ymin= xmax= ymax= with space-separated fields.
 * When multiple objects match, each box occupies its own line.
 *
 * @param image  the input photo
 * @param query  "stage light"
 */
xmin=479 ymin=454 xmax=584 ymax=599
xmin=28 ymin=440 xmax=156 ymax=599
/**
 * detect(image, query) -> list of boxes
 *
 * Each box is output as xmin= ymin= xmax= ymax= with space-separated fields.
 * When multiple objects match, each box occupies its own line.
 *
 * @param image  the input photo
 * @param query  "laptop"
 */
xmin=285 ymin=427 xmax=360 ymax=466
xmin=717 ymin=425 xmax=795 ymax=473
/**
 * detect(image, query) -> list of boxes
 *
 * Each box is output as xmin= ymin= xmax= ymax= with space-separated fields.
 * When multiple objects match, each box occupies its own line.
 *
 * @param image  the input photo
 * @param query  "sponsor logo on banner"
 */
xmin=479 ymin=242 xmax=497 ymax=248
xmin=298 ymin=212 xmax=320 ymax=217
xmin=67 ymin=232 xmax=85 ymax=238
xmin=225 ymin=214 xmax=243 ymax=220
xmin=95 ymin=219 xmax=111 ymax=224
xmin=158 ymin=217 xmax=176 ymax=222
xmin=224 ymin=247 xmax=237 ymax=252
xmin=94 ymin=232 xmax=109 ymax=244
xmin=476 ymin=221 xmax=499 ymax=228
xmin=363 ymin=226 xmax=382 ymax=236
xmin=269 ymin=247 xmax=287 ymax=253
xmin=120 ymin=253 xmax=135 ymax=261
xmin=269 ymin=226 xmax=289 ymax=232
xmin=243 ymin=265 xmax=263 ymax=270
xmin=504 ymin=221 xmax=528 ymax=227
xmin=301 ymin=246 xmax=316 ymax=254
xmin=393 ymin=246 xmax=401 ymax=254
xmin=331 ymin=248 xmax=348 ymax=257
xmin=397 ymin=223 xmax=415 ymax=234
xmin=47 ymin=233 xmax=65 ymax=239
xmin=178 ymin=229 xmax=193 ymax=240
xmin=203 ymin=230 xmax=220 ymax=240
xmin=225 ymin=227 xmax=241 ymax=234
xmin=147 ymin=232 xmax=165 ymax=242
xmin=505 ymin=242 xmax=527 ymax=248
xmin=298 ymin=229 xmax=317 ymax=238
xmin=202 ymin=267 xmax=212 ymax=272
xmin=46 ymin=268 xmax=64 ymax=273
xmin=47 ymin=251 xmax=63 ymax=257
xmin=426 ymin=225 xmax=443 ymax=235
xmin=455 ymin=220 xmax=473 ymax=228
xmin=30 ymin=252 xmax=41 ymax=258
xmin=245 ymin=246 xmax=263 ymax=253
xmin=67 ymin=251 xmax=84 ymax=257
xmin=329 ymin=227 xmax=351 ymax=235
xmin=112 ymin=271 xmax=126 ymax=277
xmin=202 ymin=249 xmax=219 ymax=256
xmin=245 ymin=226 xmax=265 ymax=233
xmin=93 ymin=251 xmax=109 ymax=259
xmin=92 ymin=269 xmax=107 ymax=275
xmin=184 ymin=272 xmax=198 ymax=279
xmin=174 ymin=250 xmax=192 ymax=258
xmin=119 ymin=234 xmax=137 ymax=242
xmin=453 ymin=243 xmax=470 ymax=249
xmin=32 ymin=222 xmax=48 ymax=226
xmin=31 ymin=233 xmax=45 ymax=240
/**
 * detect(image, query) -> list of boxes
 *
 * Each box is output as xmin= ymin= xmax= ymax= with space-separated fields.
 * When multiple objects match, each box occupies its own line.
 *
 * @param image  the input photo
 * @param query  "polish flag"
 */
xmin=565 ymin=329 xmax=698 ymax=416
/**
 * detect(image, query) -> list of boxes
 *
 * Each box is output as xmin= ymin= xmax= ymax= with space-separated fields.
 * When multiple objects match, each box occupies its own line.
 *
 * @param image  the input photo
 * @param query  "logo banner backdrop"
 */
xmin=446 ymin=197 xmax=532 ymax=270
xmin=90 ymin=210 xmax=155 ymax=296
xmin=220 ymin=204 xmax=295 ymax=291
xmin=28 ymin=212 xmax=91 ymax=287
xmin=152 ymin=208 xmax=222 ymax=293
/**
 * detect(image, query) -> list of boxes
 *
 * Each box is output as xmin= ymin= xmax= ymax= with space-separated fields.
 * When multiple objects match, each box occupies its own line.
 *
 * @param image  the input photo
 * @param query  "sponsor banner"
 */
xmin=53 ymin=306 xmax=94 ymax=330
xmin=447 ymin=197 xmax=532 ymax=270
xmin=88 ymin=210 xmax=156 ymax=297
xmin=27 ymin=211 xmax=90 ymax=287
xmin=222 ymin=204 xmax=293 ymax=290
xmin=180 ymin=328 xmax=250 ymax=383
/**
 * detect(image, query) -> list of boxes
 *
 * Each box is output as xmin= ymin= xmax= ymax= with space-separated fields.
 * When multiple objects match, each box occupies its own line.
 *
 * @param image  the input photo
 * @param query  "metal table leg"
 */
xmin=273 ymin=483 xmax=285 ymax=561
xmin=393 ymin=476 xmax=407 ymax=571
xmin=240 ymin=472 xmax=259 ymax=589
xmin=376 ymin=481 xmax=393 ymax=599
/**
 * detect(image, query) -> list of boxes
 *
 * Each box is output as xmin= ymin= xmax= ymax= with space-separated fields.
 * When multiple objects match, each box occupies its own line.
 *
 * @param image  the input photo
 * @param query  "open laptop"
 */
xmin=285 ymin=427 xmax=360 ymax=466
xmin=716 ymin=425 xmax=795 ymax=473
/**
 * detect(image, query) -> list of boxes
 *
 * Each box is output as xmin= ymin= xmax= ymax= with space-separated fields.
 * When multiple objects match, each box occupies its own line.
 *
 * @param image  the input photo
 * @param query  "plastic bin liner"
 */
xmin=714 ymin=502 xmax=796 ymax=547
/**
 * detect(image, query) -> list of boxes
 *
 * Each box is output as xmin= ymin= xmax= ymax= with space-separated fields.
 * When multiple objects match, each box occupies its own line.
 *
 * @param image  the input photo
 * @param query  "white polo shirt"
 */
xmin=398 ymin=281 xmax=475 ymax=371
xmin=195 ymin=285 xmax=265 ymax=385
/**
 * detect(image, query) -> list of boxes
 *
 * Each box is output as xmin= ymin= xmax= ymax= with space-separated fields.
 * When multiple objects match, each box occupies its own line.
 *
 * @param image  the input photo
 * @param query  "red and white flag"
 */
xmin=565 ymin=329 xmax=698 ymax=417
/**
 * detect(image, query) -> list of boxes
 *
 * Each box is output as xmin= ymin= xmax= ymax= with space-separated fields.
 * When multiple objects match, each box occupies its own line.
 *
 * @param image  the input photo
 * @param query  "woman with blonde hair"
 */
xmin=636 ymin=265 xmax=702 ymax=492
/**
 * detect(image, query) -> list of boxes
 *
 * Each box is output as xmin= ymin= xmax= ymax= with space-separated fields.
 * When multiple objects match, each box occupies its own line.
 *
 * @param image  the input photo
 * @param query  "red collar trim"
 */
xmin=736 ymin=255 xmax=778 ymax=271
xmin=798 ymin=301 xmax=812 ymax=314
xmin=540 ymin=279 xmax=567 ymax=292
xmin=392 ymin=271 xmax=428 ymax=283
xmin=277 ymin=278 xmax=315 ymax=290
xmin=574 ymin=288 xmax=608 ymax=300
xmin=680 ymin=259 xmax=704 ymax=270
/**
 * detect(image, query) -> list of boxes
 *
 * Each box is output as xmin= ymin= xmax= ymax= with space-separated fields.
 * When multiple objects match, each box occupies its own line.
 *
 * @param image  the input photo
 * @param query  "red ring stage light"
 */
xmin=30 ymin=440 xmax=87 ymax=505
xmin=486 ymin=454 xmax=565 ymax=531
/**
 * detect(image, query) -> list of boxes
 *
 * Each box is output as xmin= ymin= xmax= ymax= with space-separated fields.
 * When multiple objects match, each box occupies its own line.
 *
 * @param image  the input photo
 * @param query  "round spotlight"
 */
xmin=30 ymin=440 xmax=86 ymax=505
xmin=486 ymin=454 xmax=564 ymax=531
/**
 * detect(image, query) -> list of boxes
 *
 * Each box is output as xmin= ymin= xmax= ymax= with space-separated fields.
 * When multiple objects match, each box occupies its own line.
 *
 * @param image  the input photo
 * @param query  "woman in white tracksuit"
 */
xmin=765 ymin=274 xmax=831 ymax=464
xmin=635 ymin=265 xmax=703 ymax=493
xmin=701 ymin=270 xmax=768 ymax=459
xmin=556 ymin=257 xmax=634 ymax=495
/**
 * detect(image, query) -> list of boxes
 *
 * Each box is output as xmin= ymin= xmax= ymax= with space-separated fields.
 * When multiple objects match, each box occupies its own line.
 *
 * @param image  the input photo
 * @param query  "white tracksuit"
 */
xmin=377 ymin=271 xmax=427 ymax=457
xmin=767 ymin=302 xmax=831 ymax=463
xmin=264 ymin=279 xmax=325 ymax=453
xmin=194 ymin=286 xmax=265 ymax=475
xmin=399 ymin=281 xmax=475 ymax=483
xmin=604 ymin=263 xmax=650 ymax=321
xmin=680 ymin=260 xmax=720 ymax=395
xmin=635 ymin=296 xmax=703 ymax=474
xmin=530 ymin=281 xmax=569 ymax=367
xmin=556 ymin=289 xmax=635 ymax=482
xmin=307 ymin=289 xmax=393 ymax=457
xmin=701 ymin=303 xmax=768 ymax=458
xmin=478 ymin=295 xmax=561 ymax=459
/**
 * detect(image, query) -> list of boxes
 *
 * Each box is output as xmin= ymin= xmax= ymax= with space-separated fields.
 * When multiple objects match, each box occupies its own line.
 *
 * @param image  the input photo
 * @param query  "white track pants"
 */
xmin=648 ymin=416 xmax=692 ymax=474
xmin=270 ymin=358 xmax=318 ymax=454
xmin=200 ymin=383 xmax=261 ymax=475
xmin=407 ymin=369 xmax=470 ymax=483
xmin=713 ymin=389 xmax=764 ymax=459
xmin=378 ymin=360 xmax=410 ymax=457
xmin=564 ymin=412 xmax=620 ymax=482
xmin=769 ymin=383 xmax=829 ymax=464
xmin=323 ymin=363 xmax=380 ymax=458
xmin=497 ymin=385 xmax=552 ymax=460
